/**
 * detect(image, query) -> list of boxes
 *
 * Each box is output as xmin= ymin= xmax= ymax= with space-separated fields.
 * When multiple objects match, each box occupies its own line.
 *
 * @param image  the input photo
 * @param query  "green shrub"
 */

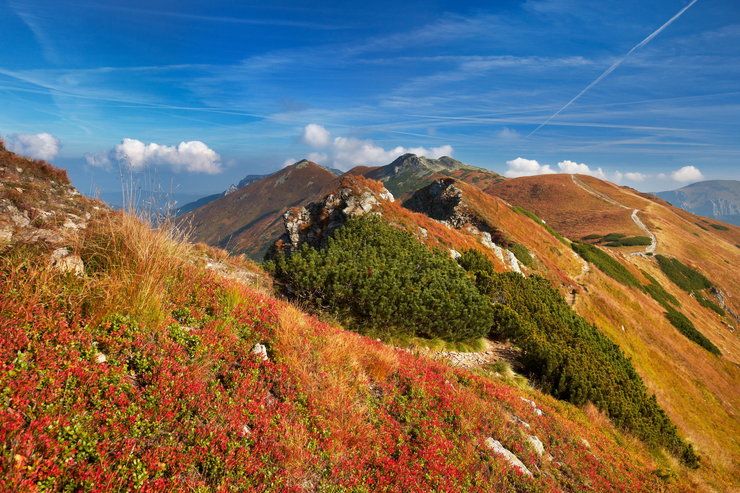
xmin=665 ymin=308 xmax=721 ymax=356
xmin=460 ymin=252 xmax=699 ymax=467
xmin=581 ymin=234 xmax=602 ymax=241
xmin=601 ymin=233 xmax=626 ymax=242
xmin=710 ymin=223 xmax=729 ymax=231
xmin=604 ymin=236 xmax=652 ymax=247
xmin=270 ymin=215 xmax=492 ymax=341
xmin=511 ymin=205 xmax=567 ymax=244
xmin=572 ymin=242 xmax=641 ymax=288
xmin=694 ymin=292 xmax=725 ymax=316
xmin=641 ymin=272 xmax=679 ymax=310
xmin=509 ymin=243 xmax=534 ymax=267
xmin=655 ymin=255 xmax=712 ymax=293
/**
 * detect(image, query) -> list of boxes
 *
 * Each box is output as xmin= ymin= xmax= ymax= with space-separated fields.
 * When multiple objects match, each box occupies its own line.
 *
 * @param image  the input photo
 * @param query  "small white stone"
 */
xmin=251 ymin=343 xmax=269 ymax=361
xmin=520 ymin=397 xmax=544 ymax=416
xmin=95 ymin=352 xmax=107 ymax=364
xmin=241 ymin=424 xmax=252 ymax=437
xmin=527 ymin=435 xmax=545 ymax=456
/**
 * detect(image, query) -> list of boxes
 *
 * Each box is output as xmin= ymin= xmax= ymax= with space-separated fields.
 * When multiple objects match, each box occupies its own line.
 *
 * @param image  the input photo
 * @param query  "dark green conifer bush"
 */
xmin=269 ymin=216 xmax=492 ymax=341
xmin=458 ymin=249 xmax=699 ymax=467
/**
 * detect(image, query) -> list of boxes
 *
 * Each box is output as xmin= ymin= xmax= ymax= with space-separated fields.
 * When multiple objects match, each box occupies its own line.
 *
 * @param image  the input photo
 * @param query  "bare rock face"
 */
xmin=403 ymin=178 xmax=477 ymax=229
xmin=272 ymin=180 xmax=394 ymax=255
xmin=485 ymin=438 xmax=533 ymax=477
xmin=50 ymin=247 xmax=85 ymax=276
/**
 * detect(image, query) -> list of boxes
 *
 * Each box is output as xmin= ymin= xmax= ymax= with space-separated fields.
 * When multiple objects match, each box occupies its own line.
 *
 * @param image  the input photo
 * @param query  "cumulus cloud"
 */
xmin=302 ymin=123 xmax=331 ymax=147
xmin=4 ymin=132 xmax=60 ymax=160
xmin=506 ymin=157 xmax=649 ymax=183
xmin=84 ymin=151 xmax=112 ymax=169
xmin=87 ymin=138 xmax=223 ymax=174
xmin=670 ymin=165 xmax=703 ymax=182
xmin=300 ymin=123 xmax=454 ymax=170
xmin=556 ymin=159 xmax=606 ymax=178
xmin=624 ymin=172 xmax=646 ymax=182
xmin=504 ymin=157 xmax=554 ymax=177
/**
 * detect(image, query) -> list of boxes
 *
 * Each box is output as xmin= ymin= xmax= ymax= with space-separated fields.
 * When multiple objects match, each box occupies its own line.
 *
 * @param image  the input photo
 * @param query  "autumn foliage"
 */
xmin=0 ymin=211 xmax=675 ymax=492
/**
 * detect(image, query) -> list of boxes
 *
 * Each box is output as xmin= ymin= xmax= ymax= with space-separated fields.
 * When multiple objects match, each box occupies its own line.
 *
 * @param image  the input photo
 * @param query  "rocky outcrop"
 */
xmin=0 ymin=142 xmax=104 ymax=266
xmin=271 ymin=178 xmax=394 ymax=255
xmin=404 ymin=178 xmax=489 ymax=231
xmin=485 ymin=438 xmax=533 ymax=477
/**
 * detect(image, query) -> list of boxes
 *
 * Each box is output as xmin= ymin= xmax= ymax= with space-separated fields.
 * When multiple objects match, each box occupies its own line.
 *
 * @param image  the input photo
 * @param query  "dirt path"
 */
xmin=570 ymin=175 xmax=656 ymax=255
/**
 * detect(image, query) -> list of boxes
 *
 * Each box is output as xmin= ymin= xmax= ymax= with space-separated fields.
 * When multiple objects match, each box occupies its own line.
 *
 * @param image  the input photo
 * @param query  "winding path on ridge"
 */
xmin=570 ymin=175 xmax=656 ymax=255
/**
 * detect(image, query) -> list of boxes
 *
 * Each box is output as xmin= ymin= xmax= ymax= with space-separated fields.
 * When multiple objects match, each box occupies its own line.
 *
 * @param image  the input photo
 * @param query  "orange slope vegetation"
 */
xmin=488 ymin=174 xmax=643 ymax=239
xmin=483 ymin=173 xmax=739 ymax=489
xmin=0 ymin=209 xmax=680 ymax=492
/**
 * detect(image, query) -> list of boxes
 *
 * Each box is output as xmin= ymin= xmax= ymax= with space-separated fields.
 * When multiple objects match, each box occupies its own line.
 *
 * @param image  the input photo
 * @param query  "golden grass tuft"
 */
xmin=77 ymin=210 xmax=193 ymax=326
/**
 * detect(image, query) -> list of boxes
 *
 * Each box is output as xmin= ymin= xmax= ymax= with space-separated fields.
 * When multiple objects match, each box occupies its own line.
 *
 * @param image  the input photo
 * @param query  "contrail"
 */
xmin=528 ymin=0 xmax=699 ymax=137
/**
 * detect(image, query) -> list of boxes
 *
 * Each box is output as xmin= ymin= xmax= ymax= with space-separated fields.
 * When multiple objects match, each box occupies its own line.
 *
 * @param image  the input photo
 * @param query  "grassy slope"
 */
xmin=562 ymin=178 xmax=740 ymax=490
xmin=487 ymin=174 xmax=643 ymax=239
xmin=0 ymin=210 xmax=679 ymax=492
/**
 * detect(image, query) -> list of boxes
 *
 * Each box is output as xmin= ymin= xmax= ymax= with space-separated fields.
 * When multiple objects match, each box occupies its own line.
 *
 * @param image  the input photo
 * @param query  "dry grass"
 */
xmin=77 ymin=211 xmax=194 ymax=326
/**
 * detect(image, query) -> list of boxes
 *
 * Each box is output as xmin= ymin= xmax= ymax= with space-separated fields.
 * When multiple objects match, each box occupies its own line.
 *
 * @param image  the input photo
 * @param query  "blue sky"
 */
xmin=1 ymin=0 xmax=739 ymax=201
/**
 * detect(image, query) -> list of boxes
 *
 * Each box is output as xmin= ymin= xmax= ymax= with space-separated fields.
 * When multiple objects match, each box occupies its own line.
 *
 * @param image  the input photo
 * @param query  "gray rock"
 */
xmin=485 ymin=438 xmax=533 ymax=477
xmin=527 ymin=435 xmax=545 ymax=456
xmin=50 ymin=247 xmax=85 ymax=275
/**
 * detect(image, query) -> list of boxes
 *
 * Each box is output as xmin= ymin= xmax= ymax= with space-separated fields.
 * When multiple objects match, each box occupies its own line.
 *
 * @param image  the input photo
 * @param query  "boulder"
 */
xmin=485 ymin=438 xmax=533 ymax=477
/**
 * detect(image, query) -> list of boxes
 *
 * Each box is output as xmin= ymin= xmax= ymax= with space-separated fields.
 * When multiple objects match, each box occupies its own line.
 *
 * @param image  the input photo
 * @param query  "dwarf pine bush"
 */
xmin=269 ymin=215 xmax=492 ymax=341
xmin=458 ymin=249 xmax=699 ymax=467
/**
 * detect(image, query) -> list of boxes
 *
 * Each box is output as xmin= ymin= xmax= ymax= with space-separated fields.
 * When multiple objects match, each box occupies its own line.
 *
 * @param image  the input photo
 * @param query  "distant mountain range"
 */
xmin=359 ymin=153 xmax=504 ymax=197
xmin=656 ymin=180 xmax=740 ymax=225
xmin=181 ymin=154 xmax=505 ymax=257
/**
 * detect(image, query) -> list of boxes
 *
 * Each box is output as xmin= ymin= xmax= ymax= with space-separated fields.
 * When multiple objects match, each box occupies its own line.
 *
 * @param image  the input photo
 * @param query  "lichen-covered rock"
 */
xmin=527 ymin=435 xmax=545 ymax=456
xmin=50 ymin=247 xmax=85 ymax=276
xmin=485 ymin=437 xmax=533 ymax=477
xmin=271 ymin=178 xmax=394 ymax=255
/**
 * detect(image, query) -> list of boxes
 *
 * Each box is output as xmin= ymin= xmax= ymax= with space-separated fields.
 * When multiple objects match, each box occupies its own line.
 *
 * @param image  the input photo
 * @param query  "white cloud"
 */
xmin=307 ymin=151 xmax=328 ymax=163
xmin=624 ymin=172 xmax=646 ymax=182
xmin=4 ymin=132 xmax=60 ymax=160
xmin=298 ymin=123 xmax=454 ymax=170
xmin=504 ymin=157 xmax=554 ymax=177
xmin=102 ymin=138 xmax=223 ymax=174
xmin=496 ymin=127 xmax=521 ymax=140
xmin=302 ymin=123 xmax=331 ymax=147
xmin=670 ymin=165 xmax=703 ymax=182
xmin=84 ymin=151 xmax=112 ymax=169
xmin=282 ymin=157 xmax=297 ymax=168
xmin=557 ymin=160 xmax=606 ymax=179
xmin=506 ymin=157 xmax=649 ymax=183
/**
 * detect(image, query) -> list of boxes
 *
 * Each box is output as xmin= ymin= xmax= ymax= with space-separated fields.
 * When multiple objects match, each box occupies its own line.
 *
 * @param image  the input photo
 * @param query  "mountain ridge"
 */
xmin=656 ymin=180 xmax=740 ymax=226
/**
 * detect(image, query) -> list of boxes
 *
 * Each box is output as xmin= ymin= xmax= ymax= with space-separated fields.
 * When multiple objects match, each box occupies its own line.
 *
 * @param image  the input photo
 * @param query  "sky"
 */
xmin=1 ymin=0 xmax=739 ymax=203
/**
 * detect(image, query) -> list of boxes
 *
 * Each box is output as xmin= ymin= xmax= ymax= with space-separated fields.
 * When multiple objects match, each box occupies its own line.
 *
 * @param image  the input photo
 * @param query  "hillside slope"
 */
xmin=0 ymin=143 xmax=682 ymax=492
xmin=484 ymin=173 xmax=739 ymax=489
xmin=184 ymin=160 xmax=337 ymax=258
